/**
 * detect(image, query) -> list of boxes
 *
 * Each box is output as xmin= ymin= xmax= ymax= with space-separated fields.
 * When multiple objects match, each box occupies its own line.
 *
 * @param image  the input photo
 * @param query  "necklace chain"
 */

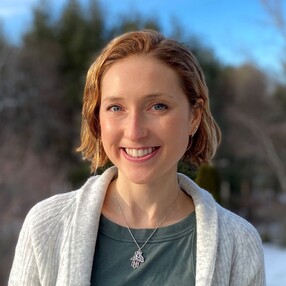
xmin=114 ymin=189 xmax=180 ymax=269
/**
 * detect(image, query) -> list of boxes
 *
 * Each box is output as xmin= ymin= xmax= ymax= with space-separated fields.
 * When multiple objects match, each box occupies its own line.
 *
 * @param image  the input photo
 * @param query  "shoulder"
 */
xmin=216 ymin=205 xmax=264 ymax=271
xmin=23 ymin=166 xmax=118 ymax=239
xmin=177 ymin=173 xmax=265 ymax=282
xmin=23 ymin=175 xmax=100 ymax=238
xmin=217 ymin=205 xmax=263 ymax=251
xmin=178 ymin=172 xmax=262 ymax=241
xmin=217 ymin=207 xmax=265 ymax=283
xmin=178 ymin=172 xmax=263 ymax=255
xmin=30 ymin=175 xmax=99 ymax=212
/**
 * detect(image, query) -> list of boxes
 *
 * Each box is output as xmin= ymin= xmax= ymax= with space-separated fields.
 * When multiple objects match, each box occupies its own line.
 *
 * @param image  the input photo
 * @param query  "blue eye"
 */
xmin=152 ymin=103 xmax=168 ymax=110
xmin=107 ymin=105 xmax=122 ymax=112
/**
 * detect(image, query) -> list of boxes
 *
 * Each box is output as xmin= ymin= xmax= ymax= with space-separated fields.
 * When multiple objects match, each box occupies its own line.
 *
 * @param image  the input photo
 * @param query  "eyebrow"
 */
xmin=101 ymin=93 xmax=175 ymax=103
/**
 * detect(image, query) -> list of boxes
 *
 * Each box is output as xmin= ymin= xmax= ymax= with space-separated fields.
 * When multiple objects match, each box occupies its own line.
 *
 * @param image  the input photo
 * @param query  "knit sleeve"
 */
xmin=211 ymin=206 xmax=266 ymax=286
xmin=227 ymin=211 xmax=266 ymax=286
xmin=8 ymin=210 xmax=41 ymax=286
xmin=231 ymin=221 xmax=266 ymax=286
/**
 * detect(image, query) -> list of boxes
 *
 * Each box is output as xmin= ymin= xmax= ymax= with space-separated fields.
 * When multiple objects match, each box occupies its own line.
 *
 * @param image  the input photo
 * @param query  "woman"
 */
xmin=9 ymin=30 xmax=265 ymax=285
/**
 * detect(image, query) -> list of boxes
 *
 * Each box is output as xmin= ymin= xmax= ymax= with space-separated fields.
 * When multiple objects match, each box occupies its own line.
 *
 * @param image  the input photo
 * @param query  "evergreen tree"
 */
xmin=195 ymin=164 xmax=221 ymax=202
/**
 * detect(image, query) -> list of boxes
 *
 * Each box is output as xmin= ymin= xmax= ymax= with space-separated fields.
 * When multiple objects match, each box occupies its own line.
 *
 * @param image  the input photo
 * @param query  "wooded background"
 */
xmin=1 ymin=0 xmax=286 ymax=283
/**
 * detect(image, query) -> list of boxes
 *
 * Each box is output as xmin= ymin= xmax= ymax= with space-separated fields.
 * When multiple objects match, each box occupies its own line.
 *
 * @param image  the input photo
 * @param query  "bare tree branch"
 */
xmin=260 ymin=0 xmax=286 ymax=42
xmin=231 ymin=108 xmax=286 ymax=193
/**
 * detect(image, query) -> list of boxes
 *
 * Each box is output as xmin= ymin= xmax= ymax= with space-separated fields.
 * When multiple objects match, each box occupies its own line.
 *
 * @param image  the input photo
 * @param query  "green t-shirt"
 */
xmin=91 ymin=212 xmax=196 ymax=286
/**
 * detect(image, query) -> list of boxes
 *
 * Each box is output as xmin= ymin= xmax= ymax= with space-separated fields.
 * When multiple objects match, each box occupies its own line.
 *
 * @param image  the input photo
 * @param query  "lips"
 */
xmin=124 ymin=147 xmax=157 ymax=158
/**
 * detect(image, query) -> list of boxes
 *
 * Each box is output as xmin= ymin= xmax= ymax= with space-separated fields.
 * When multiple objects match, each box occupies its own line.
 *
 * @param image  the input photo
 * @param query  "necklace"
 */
xmin=115 ymin=189 xmax=180 ymax=269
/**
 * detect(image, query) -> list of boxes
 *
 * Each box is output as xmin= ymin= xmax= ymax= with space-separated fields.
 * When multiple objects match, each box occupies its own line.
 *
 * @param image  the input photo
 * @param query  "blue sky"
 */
xmin=0 ymin=0 xmax=285 ymax=79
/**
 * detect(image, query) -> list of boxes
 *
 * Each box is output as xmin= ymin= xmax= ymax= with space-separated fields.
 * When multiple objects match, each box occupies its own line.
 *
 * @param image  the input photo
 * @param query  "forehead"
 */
xmin=101 ymin=55 xmax=183 ymax=97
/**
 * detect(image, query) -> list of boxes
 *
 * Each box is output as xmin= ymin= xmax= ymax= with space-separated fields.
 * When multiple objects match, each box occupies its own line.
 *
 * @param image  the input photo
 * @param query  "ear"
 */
xmin=189 ymin=99 xmax=203 ymax=136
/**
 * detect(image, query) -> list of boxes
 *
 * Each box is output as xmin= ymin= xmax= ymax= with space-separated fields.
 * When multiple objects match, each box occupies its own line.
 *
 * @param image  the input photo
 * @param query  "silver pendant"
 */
xmin=130 ymin=249 xmax=145 ymax=269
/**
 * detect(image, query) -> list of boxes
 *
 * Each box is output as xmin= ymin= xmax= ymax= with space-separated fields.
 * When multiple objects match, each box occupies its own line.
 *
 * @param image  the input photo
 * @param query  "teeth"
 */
xmin=125 ymin=148 xmax=155 ymax=158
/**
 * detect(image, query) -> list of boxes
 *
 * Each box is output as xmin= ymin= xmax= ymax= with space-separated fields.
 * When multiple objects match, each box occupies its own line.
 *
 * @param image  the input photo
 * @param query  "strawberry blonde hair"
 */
xmin=77 ymin=30 xmax=221 ymax=172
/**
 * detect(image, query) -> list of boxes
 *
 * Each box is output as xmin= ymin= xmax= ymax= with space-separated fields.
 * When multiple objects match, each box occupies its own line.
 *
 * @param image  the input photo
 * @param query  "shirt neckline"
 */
xmin=99 ymin=212 xmax=196 ymax=243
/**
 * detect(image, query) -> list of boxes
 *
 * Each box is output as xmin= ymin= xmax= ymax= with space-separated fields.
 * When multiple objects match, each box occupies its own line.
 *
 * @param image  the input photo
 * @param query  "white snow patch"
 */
xmin=264 ymin=243 xmax=286 ymax=286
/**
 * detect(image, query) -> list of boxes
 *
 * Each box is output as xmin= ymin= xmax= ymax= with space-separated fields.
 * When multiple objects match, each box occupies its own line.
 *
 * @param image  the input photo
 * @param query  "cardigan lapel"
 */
xmin=178 ymin=173 xmax=219 ymax=286
xmin=65 ymin=167 xmax=117 ymax=285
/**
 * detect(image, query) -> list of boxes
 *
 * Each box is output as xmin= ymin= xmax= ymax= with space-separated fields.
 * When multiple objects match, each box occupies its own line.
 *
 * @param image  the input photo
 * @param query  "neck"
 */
xmin=102 ymin=169 xmax=195 ymax=229
xmin=110 ymin=168 xmax=192 ymax=228
xmin=114 ymin=180 xmax=180 ymax=227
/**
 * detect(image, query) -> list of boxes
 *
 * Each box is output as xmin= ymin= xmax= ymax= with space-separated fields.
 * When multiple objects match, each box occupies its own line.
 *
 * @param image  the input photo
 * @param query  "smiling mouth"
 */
xmin=124 ymin=147 xmax=157 ymax=158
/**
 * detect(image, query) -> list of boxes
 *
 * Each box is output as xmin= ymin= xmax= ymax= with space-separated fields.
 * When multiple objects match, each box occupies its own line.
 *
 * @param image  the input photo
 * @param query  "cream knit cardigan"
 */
xmin=9 ymin=167 xmax=265 ymax=285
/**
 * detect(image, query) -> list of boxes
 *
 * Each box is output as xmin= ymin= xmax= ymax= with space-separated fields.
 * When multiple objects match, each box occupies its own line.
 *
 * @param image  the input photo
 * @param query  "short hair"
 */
xmin=77 ymin=30 xmax=221 ymax=172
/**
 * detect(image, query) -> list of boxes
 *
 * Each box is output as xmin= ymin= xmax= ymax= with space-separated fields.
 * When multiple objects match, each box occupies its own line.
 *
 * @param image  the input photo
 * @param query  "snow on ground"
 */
xmin=264 ymin=244 xmax=286 ymax=286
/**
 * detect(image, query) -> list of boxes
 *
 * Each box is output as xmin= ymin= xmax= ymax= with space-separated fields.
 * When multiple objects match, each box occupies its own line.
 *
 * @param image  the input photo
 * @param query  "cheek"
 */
xmin=99 ymin=118 xmax=110 ymax=146
xmin=100 ymin=117 xmax=121 ymax=150
xmin=166 ymin=114 xmax=192 ymax=136
xmin=100 ymin=117 xmax=114 ymax=135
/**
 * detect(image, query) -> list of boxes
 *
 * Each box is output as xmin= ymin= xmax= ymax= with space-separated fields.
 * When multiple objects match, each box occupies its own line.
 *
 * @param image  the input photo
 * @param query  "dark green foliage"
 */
xmin=273 ymin=84 xmax=286 ymax=114
xmin=0 ymin=23 xmax=8 ymax=46
xmin=178 ymin=161 xmax=198 ymax=180
xmin=195 ymin=164 xmax=221 ymax=202
xmin=57 ymin=0 xmax=105 ymax=108
xmin=108 ymin=13 xmax=160 ymax=38
xmin=67 ymin=161 xmax=90 ymax=188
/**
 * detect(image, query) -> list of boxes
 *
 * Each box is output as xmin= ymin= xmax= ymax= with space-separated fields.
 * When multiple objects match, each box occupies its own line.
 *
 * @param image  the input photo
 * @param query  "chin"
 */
xmin=117 ymin=168 xmax=155 ymax=185
xmin=120 ymin=166 xmax=178 ymax=186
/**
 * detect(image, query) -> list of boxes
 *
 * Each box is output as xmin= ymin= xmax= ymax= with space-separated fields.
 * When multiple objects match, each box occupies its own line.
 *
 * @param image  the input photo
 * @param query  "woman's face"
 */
xmin=100 ymin=55 xmax=200 ymax=185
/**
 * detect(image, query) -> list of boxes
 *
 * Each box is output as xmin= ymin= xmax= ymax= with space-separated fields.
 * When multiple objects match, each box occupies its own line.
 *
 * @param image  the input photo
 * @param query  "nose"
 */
xmin=124 ymin=110 xmax=148 ymax=142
